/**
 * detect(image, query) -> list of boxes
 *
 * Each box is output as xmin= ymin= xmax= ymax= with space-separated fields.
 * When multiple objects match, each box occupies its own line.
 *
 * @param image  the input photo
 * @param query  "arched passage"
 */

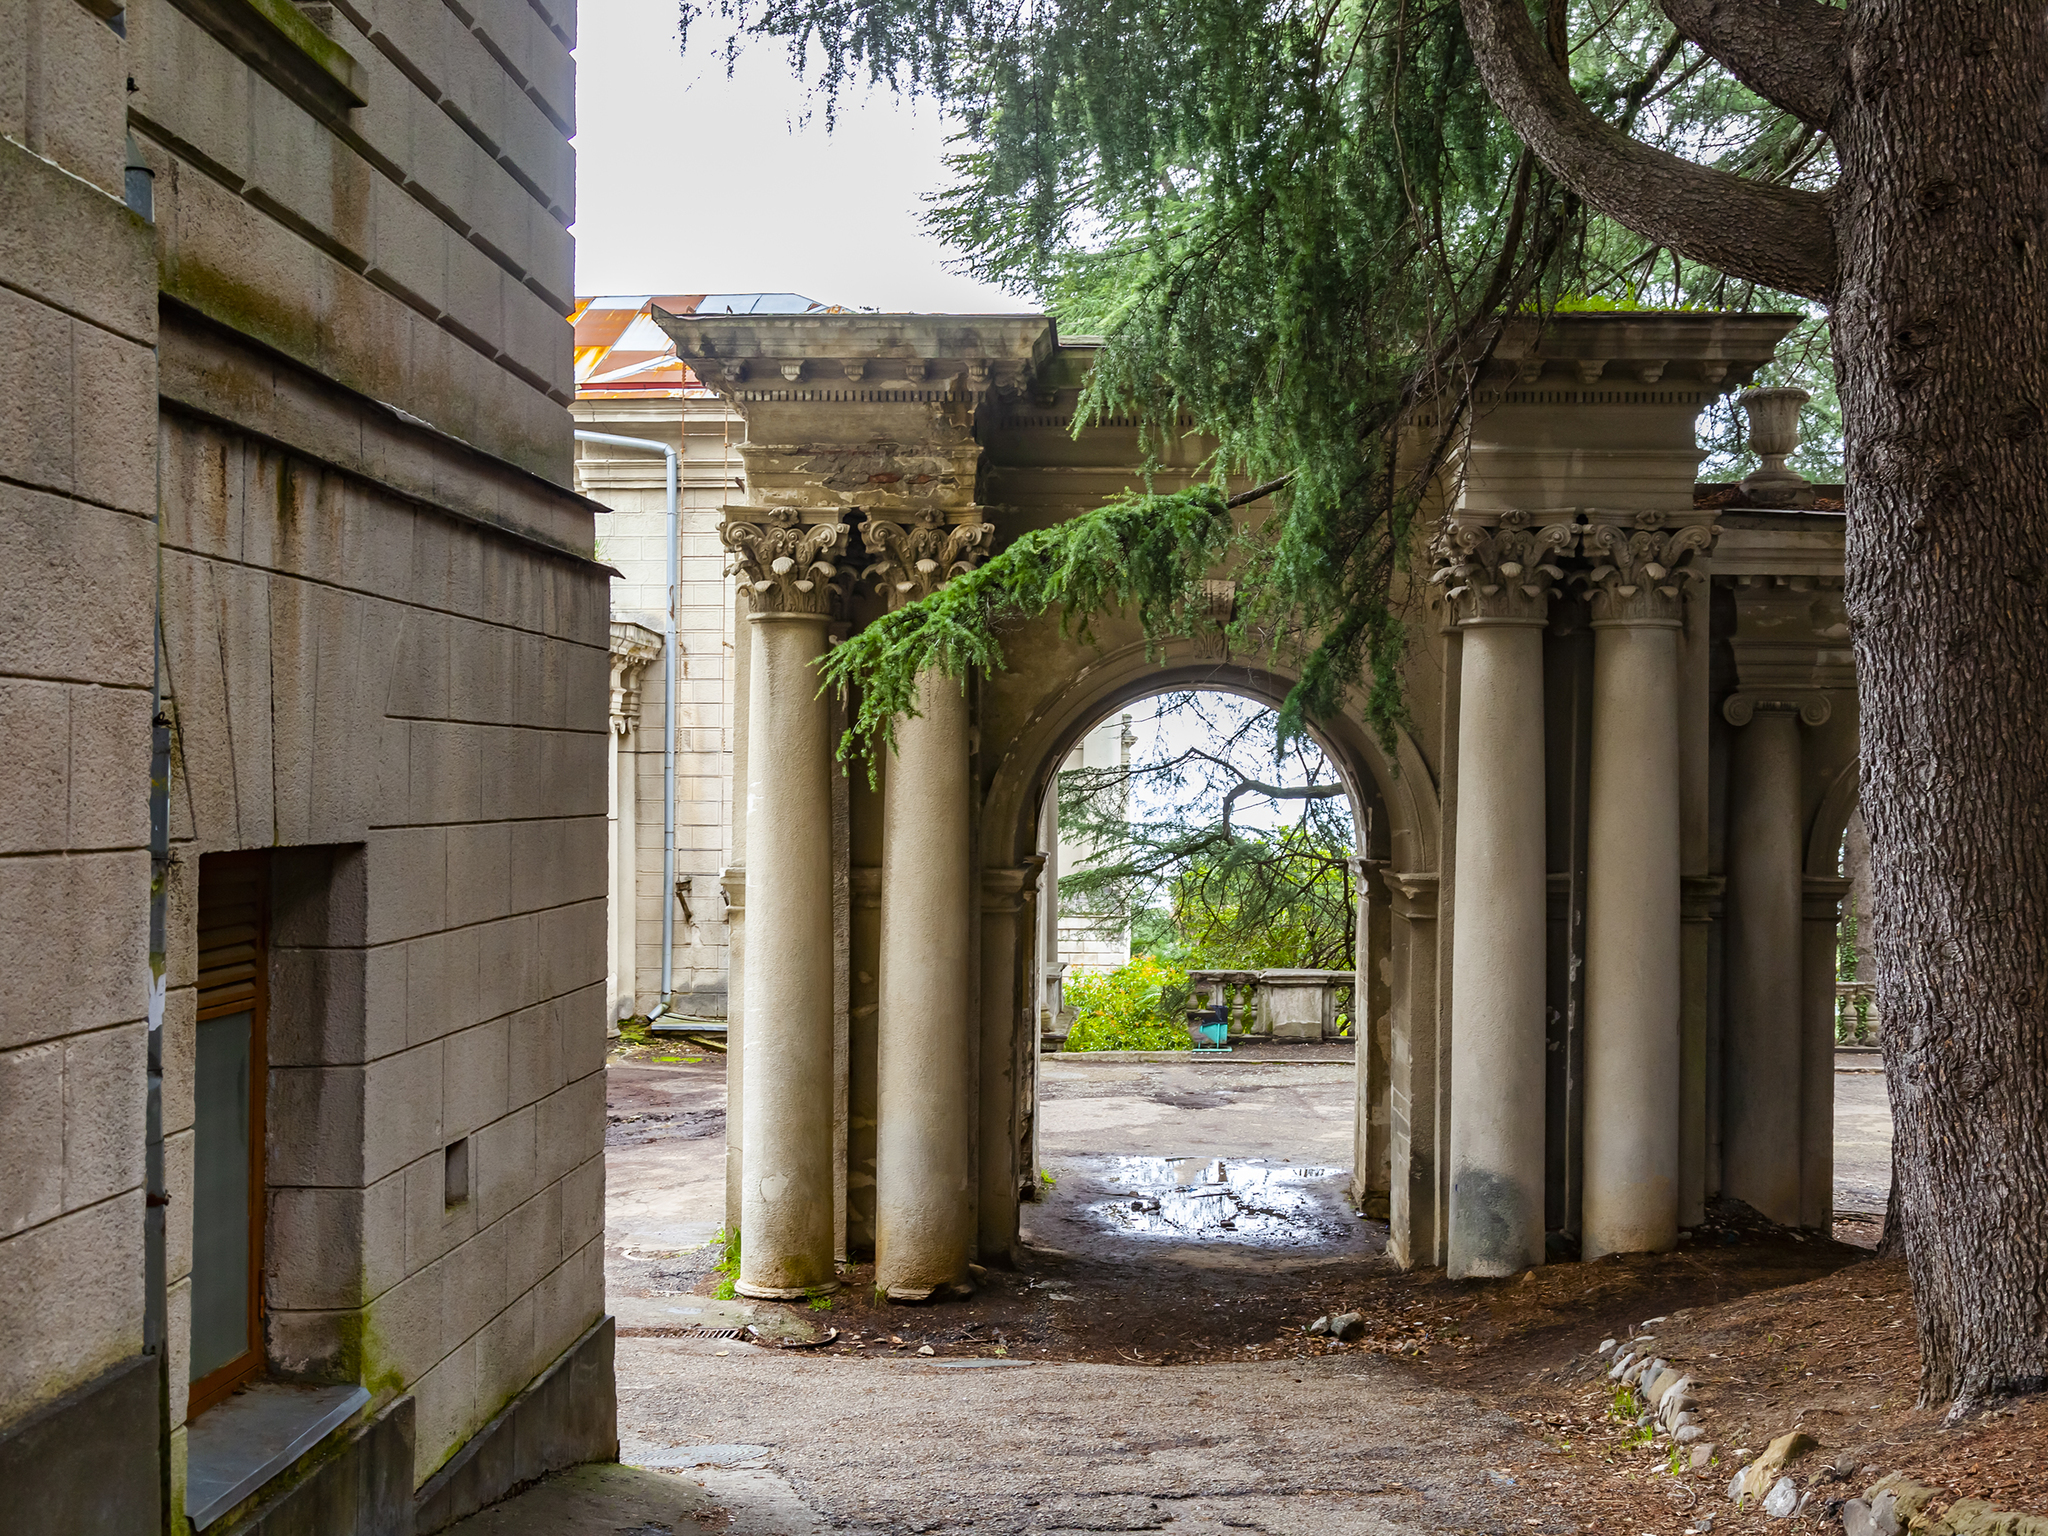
xmin=970 ymin=638 xmax=1443 ymax=1265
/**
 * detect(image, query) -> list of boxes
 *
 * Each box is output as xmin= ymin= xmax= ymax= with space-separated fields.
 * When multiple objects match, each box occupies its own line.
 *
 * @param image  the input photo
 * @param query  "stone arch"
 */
xmin=1805 ymin=758 xmax=1860 ymax=878
xmin=979 ymin=635 xmax=1438 ymax=879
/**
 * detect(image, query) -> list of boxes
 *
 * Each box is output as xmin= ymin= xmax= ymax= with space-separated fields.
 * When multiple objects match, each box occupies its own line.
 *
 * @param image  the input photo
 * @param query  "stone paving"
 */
xmin=461 ymin=1049 xmax=1897 ymax=1533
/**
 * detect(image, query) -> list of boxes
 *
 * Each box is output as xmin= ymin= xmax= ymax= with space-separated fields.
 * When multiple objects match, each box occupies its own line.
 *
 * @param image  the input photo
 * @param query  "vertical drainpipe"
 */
xmin=129 ymin=132 xmax=173 ymax=1532
xmin=575 ymin=428 xmax=681 ymax=1013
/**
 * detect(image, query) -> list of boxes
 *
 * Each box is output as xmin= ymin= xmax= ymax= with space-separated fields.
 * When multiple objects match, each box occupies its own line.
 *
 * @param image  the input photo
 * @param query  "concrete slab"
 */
xmin=1834 ymin=1066 xmax=1895 ymax=1216
xmin=184 ymin=1381 xmax=369 ymax=1529
xmin=438 ymin=1461 xmax=855 ymax=1536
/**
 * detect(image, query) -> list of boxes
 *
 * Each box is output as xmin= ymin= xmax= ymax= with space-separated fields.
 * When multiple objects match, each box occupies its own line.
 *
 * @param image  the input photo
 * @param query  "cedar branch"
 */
xmin=1458 ymin=0 xmax=1839 ymax=299
xmin=1656 ymin=0 xmax=1844 ymax=131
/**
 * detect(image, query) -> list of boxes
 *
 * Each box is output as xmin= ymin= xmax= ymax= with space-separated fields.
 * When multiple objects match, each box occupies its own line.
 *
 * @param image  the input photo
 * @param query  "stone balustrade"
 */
xmin=1187 ymin=969 xmax=1356 ymax=1042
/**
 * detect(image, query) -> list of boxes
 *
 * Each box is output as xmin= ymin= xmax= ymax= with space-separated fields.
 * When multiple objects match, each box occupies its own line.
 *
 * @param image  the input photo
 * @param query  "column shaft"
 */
xmin=1447 ymin=623 xmax=1549 ymax=1276
xmin=1722 ymin=711 xmax=1804 ymax=1225
xmin=876 ymin=668 xmax=974 ymax=1298
xmin=1800 ymin=880 xmax=1847 ymax=1230
xmin=977 ymin=873 xmax=1028 ymax=1264
xmin=1583 ymin=620 xmax=1683 ymax=1257
xmin=737 ymin=613 xmax=838 ymax=1297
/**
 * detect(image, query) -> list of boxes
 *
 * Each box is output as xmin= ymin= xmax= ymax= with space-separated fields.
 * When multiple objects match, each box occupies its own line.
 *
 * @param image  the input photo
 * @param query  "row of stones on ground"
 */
xmin=1592 ymin=1333 xmax=2048 ymax=1532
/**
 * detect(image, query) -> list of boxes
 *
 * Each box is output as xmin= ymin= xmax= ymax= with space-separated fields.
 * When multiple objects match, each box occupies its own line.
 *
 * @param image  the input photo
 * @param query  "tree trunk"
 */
xmin=1834 ymin=0 xmax=2048 ymax=1411
xmin=1876 ymin=1156 xmax=1903 ymax=1260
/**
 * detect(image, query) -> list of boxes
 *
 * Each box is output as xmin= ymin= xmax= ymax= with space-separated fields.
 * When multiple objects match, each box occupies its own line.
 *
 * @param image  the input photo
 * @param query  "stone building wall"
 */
xmin=0 ymin=9 xmax=163 ymax=1525
xmin=2 ymin=1 xmax=614 ymax=1530
xmin=1053 ymin=715 xmax=1136 ymax=975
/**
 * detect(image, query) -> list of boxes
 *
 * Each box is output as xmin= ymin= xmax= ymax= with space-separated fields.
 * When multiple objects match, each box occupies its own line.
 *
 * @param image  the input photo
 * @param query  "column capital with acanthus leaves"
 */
xmin=1577 ymin=512 xmax=1719 ymax=626
xmin=1429 ymin=512 xmax=1578 ymax=627
xmin=859 ymin=508 xmax=996 ymax=609
xmin=721 ymin=508 xmax=852 ymax=617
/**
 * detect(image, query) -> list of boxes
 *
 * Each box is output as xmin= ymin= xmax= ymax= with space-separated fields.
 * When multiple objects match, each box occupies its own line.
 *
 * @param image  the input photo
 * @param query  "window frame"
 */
xmin=188 ymin=851 xmax=271 ymax=1421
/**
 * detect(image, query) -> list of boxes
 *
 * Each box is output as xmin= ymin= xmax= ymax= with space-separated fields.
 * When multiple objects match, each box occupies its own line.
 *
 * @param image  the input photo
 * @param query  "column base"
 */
xmin=735 ymin=1279 xmax=841 ymax=1301
xmin=883 ymin=1279 xmax=975 ymax=1303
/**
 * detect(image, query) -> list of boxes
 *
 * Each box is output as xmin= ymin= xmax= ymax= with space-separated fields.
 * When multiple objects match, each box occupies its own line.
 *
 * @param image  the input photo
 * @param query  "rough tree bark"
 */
xmin=1458 ymin=0 xmax=2048 ymax=1411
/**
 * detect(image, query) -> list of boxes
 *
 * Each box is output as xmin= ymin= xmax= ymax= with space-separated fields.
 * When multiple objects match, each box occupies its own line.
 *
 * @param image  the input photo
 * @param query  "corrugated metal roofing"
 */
xmin=572 ymin=292 xmax=836 ymax=397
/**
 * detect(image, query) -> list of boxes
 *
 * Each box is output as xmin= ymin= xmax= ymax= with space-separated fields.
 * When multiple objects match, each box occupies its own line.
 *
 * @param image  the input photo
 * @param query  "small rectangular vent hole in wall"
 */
xmin=444 ymin=1138 xmax=469 ymax=1209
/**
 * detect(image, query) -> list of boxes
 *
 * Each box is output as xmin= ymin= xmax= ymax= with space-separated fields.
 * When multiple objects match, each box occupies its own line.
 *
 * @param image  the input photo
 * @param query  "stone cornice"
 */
xmin=1381 ymin=869 xmax=1439 ymax=921
xmin=1681 ymin=874 xmax=1727 ymax=923
xmin=861 ymin=509 xmax=995 ymax=609
xmin=1477 ymin=312 xmax=1802 ymax=396
xmin=1802 ymin=874 xmax=1851 ymax=922
xmin=980 ymin=864 xmax=1041 ymax=912
xmin=651 ymin=311 xmax=1059 ymax=405
xmin=721 ymin=508 xmax=851 ymax=616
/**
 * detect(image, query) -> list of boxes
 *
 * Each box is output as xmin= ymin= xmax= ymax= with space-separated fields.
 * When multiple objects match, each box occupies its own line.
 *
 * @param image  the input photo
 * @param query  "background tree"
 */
xmin=1057 ymin=693 xmax=1357 ymax=974
xmin=683 ymin=0 xmax=2048 ymax=1411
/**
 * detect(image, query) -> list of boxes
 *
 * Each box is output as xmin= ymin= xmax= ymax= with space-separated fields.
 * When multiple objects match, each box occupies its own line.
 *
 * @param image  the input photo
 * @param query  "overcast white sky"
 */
xmin=571 ymin=1 xmax=1026 ymax=311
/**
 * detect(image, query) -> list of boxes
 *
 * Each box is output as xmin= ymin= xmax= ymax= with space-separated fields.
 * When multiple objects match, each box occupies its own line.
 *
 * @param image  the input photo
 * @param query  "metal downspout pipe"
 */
xmin=575 ymin=428 xmax=681 ymax=1014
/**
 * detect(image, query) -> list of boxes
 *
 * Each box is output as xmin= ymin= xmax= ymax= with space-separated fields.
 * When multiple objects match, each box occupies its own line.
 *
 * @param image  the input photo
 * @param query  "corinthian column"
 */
xmin=864 ymin=510 xmax=994 ymax=1299
xmin=1436 ymin=515 xmax=1575 ymax=1278
xmin=1580 ymin=516 xmax=1715 ymax=1259
xmin=722 ymin=510 xmax=849 ymax=1298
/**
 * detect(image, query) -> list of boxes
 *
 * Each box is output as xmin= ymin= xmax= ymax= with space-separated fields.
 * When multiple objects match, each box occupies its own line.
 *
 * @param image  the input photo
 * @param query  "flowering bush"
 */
xmin=1063 ymin=954 xmax=1191 ymax=1051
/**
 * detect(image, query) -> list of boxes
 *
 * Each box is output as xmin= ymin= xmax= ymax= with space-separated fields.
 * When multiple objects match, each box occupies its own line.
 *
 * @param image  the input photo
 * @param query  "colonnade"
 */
xmin=653 ymin=308 xmax=1851 ymax=1292
xmin=721 ymin=505 xmax=999 ymax=1299
xmin=1440 ymin=512 xmax=1720 ymax=1276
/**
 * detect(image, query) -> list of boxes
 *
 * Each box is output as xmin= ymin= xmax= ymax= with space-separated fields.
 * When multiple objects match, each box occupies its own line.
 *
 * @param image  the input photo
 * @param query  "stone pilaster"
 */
xmin=1579 ymin=513 xmax=1716 ymax=1258
xmin=1381 ymin=870 xmax=1441 ymax=1269
xmin=606 ymin=622 xmax=662 ymax=736
xmin=605 ymin=623 xmax=662 ymax=1028
xmin=1435 ymin=514 xmax=1574 ymax=1277
xmin=977 ymin=866 xmax=1039 ymax=1265
xmin=1801 ymin=876 xmax=1851 ymax=1231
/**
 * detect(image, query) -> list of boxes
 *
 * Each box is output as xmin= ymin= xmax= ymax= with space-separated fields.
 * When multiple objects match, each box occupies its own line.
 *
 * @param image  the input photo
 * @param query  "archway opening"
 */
xmin=1019 ymin=688 xmax=1390 ymax=1310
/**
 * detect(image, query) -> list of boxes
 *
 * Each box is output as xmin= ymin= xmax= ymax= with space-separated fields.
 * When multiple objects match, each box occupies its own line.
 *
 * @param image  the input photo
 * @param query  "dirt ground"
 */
xmin=595 ymin=1035 xmax=2045 ymax=1532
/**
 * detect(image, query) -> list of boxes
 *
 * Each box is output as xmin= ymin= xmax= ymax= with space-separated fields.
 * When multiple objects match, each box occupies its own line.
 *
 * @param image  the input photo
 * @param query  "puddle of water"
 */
xmin=1083 ymin=1157 xmax=1350 ymax=1246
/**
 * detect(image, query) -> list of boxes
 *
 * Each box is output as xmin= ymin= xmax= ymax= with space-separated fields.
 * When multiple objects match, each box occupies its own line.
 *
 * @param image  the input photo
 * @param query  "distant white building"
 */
xmin=1054 ymin=714 xmax=1139 ymax=974
xmin=572 ymin=292 xmax=842 ymax=1020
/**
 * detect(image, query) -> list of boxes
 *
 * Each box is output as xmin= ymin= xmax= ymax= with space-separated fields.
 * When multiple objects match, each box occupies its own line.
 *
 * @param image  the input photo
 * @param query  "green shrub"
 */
xmin=1064 ymin=955 xmax=1191 ymax=1051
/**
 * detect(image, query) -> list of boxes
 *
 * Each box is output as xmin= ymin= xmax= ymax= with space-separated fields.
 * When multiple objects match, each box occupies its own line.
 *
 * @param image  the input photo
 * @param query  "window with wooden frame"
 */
xmin=189 ymin=851 xmax=270 ymax=1420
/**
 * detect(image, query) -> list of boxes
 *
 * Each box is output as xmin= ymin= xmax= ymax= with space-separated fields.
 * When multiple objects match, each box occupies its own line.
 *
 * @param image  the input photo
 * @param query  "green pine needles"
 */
xmin=685 ymin=0 xmax=1843 ymax=754
xmin=819 ymin=486 xmax=1236 ymax=769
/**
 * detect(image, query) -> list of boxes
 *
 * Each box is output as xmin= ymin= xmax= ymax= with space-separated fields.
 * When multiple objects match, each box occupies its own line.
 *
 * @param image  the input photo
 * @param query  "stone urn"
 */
xmin=1737 ymin=386 xmax=1815 ymax=506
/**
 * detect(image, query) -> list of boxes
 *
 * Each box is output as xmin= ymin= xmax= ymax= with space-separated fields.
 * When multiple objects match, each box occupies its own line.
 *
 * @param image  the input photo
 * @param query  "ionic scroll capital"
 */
xmin=1429 ymin=513 xmax=1577 ymax=627
xmin=1578 ymin=513 xmax=1717 ymax=626
xmin=859 ymin=508 xmax=995 ymax=609
xmin=1722 ymin=692 xmax=1831 ymax=727
xmin=721 ymin=508 xmax=851 ymax=617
